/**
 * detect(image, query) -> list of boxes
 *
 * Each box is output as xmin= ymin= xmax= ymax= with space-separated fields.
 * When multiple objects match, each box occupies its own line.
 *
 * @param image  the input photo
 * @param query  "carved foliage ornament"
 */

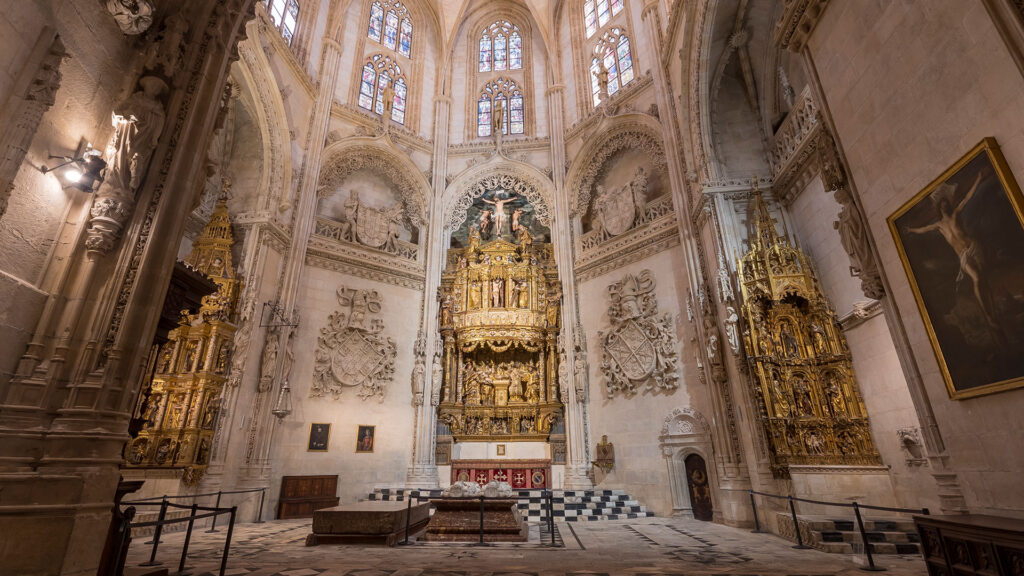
xmin=312 ymin=286 xmax=396 ymax=401
xmin=599 ymin=270 xmax=679 ymax=396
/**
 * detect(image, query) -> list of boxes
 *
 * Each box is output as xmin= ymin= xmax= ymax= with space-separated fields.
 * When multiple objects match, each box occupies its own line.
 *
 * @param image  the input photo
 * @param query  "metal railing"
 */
xmin=394 ymin=489 xmax=559 ymax=547
xmin=109 ymin=487 xmax=267 ymax=576
xmin=747 ymin=489 xmax=929 ymax=572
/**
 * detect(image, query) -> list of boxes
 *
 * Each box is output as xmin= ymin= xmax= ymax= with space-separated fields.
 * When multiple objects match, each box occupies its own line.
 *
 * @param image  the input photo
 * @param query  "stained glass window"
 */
xmin=266 ymin=0 xmax=300 ymax=45
xmin=478 ymin=96 xmax=492 ymax=137
xmin=368 ymin=1 xmax=412 ymax=58
xmin=584 ymin=0 xmax=622 ymax=38
xmin=368 ymin=1 xmax=383 ymax=42
xmin=399 ymin=18 xmax=412 ymax=57
xmin=384 ymin=10 xmax=399 ymax=49
xmin=359 ymin=62 xmax=377 ymax=110
xmin=509 ymin=32 xmax=522 ymax=70
xmin=392 ymin=78 xmax=407 ymax=124
xmin=479 ymin=36 xmax=492 ymax=72
xmin=479 ymin=21 xmax=522 ymax=73
xmin=478 ymin=78 xmax=525 ymax=137
xmin=356 ymin=54 xmax=407 ymax=125
xmin=494 ymin=34 xmax=507 ymax=71
xmin=589 ymin=30 xmax=634 ymax=107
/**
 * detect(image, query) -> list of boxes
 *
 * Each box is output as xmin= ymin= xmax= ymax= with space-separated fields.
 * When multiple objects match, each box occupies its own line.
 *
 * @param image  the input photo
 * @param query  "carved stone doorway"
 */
xmin=684 ymin=453 xmax=713 ymax=521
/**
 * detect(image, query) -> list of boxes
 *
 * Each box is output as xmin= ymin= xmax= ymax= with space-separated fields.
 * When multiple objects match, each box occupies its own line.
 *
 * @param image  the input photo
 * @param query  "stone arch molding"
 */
xmin=443 ymin=160 xmax=553 ymax=232
xmin=317 ymin=138 xmax=430 ymax=228
xmin=660 ymin=406 xmax=711 ymax=439
xmin=566 ymin=116 xmax=667 ymax=216
xmin=236 ymin=18 xmax=293 ymax=212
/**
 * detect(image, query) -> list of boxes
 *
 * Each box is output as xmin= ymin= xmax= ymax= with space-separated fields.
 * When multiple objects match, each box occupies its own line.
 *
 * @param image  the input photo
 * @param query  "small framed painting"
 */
xmin=307 ymin=423 xmax=330 ymax=452
xmin=355 ymin=425 xmax=375 ymax=453
xmin=496 ymin=444 xmax=506 ymax=456
xmin=888 ymin=138 xmax=1024 ymax=399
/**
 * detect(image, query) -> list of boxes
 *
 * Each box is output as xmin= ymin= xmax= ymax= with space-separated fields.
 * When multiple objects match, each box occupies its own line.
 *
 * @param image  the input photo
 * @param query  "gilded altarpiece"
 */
xmin=437 ymin=191 xmax=562 ymax=442
xmin=739 ymin=193 xmax=881 ymax=478
xmin=127 ymin=193 xmax=240 ymax=483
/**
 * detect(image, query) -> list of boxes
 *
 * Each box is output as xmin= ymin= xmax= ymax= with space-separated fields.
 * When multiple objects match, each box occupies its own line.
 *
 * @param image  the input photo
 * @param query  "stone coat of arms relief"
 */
xmin=312 ymin=286 xmax=396 ymax=401
xmin=599 ymin=270 xmax=679 ymax=396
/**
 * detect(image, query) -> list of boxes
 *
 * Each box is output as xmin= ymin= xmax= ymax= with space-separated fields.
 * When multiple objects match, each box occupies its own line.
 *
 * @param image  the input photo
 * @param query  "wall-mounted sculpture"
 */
xmin=599 ymin=270 xmax=679 ymax=396
xmin=312 ymin=286 xmax=396 ymax=401
xmin=738 ymin=191 xmax=881 ymax=477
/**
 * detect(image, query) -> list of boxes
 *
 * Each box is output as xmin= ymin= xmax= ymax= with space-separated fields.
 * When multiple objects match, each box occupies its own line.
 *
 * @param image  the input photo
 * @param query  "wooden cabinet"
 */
xmin=277 ymin=475 xmax=339 ymax=519
xmin=915 ymin=514 xmax=1024 ymax=576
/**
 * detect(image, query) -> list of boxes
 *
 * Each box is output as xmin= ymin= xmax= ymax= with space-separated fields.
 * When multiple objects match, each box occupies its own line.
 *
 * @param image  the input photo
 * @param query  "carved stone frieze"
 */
xmin=318 ymin=146 xmax=427 ymax=228
xmin=773 ymin=0 xmax=831 ymax=53
xmin=599 ymin=270 xmax=679 ymax=396
xmin=312 ymin=286 xmax=396 ymax=401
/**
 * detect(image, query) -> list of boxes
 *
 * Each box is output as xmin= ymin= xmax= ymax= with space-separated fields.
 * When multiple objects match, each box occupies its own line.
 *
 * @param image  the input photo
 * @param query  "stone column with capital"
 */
xmin=406 ymin=95 xmax=452 ymax=488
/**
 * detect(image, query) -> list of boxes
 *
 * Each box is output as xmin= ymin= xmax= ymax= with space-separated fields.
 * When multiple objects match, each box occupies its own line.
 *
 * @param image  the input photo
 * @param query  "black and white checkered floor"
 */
xmin=125 ymin=516 xmax=927 ymax=576
xmin=368 ymin=488 xmax=654 ymax=522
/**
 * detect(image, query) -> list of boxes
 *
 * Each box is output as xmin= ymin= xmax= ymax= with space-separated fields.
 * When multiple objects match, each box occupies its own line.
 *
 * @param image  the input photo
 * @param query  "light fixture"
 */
xmin=40 ymin=142 xmax=106 ymax=193
xmin=271 ymin=379 xmax=293 ymax=420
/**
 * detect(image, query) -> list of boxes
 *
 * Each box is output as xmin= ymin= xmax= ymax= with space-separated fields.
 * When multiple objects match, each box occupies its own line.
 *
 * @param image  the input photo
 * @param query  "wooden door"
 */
xmin=684 ymin=453 xmax=713 ymax=521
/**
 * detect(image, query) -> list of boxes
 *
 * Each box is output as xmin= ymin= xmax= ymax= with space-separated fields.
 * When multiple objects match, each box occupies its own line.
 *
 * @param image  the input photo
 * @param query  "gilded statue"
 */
xmin=491 ymin=277 xmax=505 ymax=307
xmin=469 ymin=279 xmax=482 ymax=308
xmin=545 ymin=284 xmax=562 ymax=327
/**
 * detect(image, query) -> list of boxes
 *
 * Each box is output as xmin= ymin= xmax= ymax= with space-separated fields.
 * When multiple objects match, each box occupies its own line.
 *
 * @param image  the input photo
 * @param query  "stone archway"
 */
xmin=659 ymin=407 xmax=718 ymax=519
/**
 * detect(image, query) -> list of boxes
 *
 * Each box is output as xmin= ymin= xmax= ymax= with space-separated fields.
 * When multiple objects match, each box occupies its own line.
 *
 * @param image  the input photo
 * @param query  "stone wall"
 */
xmin=809 ymin=0 xmax=1024 ymax=517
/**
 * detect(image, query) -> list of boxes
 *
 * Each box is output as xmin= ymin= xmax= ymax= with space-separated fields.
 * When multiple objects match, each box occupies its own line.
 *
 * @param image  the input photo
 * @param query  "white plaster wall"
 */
xmin=809 ymin=0 xmax=1024 ymax=516
xmin=267 ymin=266 xmax=422 ymax=511
xmin=578 ymin=246 xmax=700 ymax=517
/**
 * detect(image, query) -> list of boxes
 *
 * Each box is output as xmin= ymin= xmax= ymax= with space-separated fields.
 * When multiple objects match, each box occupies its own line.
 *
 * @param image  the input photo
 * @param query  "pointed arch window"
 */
xmin=479 ymin=21 xmax=523 ymax=73
xmin=590 ymin=29 xmax=634 ymax=106
xmin=367 ymin=1 xmax=412 ymax=58
xmin=265 ymin=0 xmax=300 ymax=44
xmin=357 ymin=54 xmax=408 ymax=124
xmin=584 ymin=0 xmax=624 ymax=38
xmin=477 ymin=78 xmax=525 ymax=137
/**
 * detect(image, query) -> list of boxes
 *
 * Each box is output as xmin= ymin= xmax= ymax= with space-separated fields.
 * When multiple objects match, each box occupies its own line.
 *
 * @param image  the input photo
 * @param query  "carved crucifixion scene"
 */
xmin=3 ymin=0 xmax=1019 ymax=573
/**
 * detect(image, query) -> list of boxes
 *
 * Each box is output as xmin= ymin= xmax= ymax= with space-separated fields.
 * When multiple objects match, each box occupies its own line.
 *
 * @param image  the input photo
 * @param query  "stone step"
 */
xmin=367 ymin=488 xmax=654 ymax=523
xmin=776 ymin=512 xmax=922 ymax=555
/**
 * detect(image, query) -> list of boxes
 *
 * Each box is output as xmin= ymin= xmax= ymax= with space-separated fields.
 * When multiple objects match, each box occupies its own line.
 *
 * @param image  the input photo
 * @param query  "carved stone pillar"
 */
xmin=406 ymin=95 xmax=452 ymax=488
xmin=242 ymin=34 xmax=345 ymax=480
xmin=546 ymin=83 xmax=591 ymax=489
xmin=0 ymin=32 xmax=65 ymax=218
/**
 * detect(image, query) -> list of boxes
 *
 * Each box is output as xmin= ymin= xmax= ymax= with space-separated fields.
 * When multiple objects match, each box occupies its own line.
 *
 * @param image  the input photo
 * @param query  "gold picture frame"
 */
xmin=496 ymin=444 xmax=506 ymax=456
xmin=355 ymin=425 xmax=375 ymax=453
xmin=888 ymin=137 xmax=1024 ymax=399
xmin=307 ymin=423 xmax=330 ymax=452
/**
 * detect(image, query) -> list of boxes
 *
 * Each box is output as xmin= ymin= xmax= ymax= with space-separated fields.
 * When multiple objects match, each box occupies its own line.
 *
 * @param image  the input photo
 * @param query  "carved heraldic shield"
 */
xmin=596 ymin=187 xmax=636 ymax=237
xmin=312 ymin=286 xmax=396 ymax=401
xmin=356 ymin=206 xmax=392 ymax=248
xmin=599 ymin=270 xmax=679 ymax=396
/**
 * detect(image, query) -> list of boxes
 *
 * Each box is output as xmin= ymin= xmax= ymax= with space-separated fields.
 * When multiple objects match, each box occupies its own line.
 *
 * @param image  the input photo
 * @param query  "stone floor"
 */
xmin=124 ymin=517 xmax=927 ymax=576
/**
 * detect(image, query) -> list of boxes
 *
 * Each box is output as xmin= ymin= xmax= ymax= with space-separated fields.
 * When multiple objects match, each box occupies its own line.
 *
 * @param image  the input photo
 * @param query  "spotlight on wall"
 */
xmin=40 ymin=142 xmax=106 ymax=193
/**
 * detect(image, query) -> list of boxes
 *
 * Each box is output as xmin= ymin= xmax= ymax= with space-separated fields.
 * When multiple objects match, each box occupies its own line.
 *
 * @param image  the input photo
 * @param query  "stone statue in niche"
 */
xmin=724 ymin=306 xmax=740 ymax=354
xmin=106 ymin=0 xmax=154 ymax=35
xmin=143 ymin=10 xmax=189 ymax=77
xmin=105 ymin=76 xmax=168 ymax=196
xmin=430 ymin=349 xmax=443 ymax=406
xmin=258 ymin=330 xmax=279 ymax=393
xmin=312 ymin=286 xmax=396 ymax=401
xmin=599 ymin=270 xmax=679 ymax=396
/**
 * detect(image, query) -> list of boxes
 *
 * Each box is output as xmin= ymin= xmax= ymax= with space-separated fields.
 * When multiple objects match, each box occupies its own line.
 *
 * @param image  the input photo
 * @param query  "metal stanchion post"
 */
xmin=749 ymin=491 xmax=766 ymax=533
xmin=219 ymin=507 xmax=237 ymax=576
xmin=140 ymin=498 xmax=168 ymax=566
xmin=788 ymin=496 xmax=810 ymax=549
xmin=207 ymin=491 xmax=223 ymax=533
xmin=178 ymin=504 xmax=198 ymax=575
xmin=255 ymin=488 xmax=266 ymax=523
xmin=854 ymin=502 xmax=885 ymax=572
xmin=547 ymin=490 xmax=556 ymax=547
xmin=399 ymin=491 xmax=414 ymax=545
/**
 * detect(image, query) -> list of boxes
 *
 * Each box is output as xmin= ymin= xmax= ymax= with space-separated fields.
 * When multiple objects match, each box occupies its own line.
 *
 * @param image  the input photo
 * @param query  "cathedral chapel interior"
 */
xmin=4 ymin=0 xmax=1024 ymax=575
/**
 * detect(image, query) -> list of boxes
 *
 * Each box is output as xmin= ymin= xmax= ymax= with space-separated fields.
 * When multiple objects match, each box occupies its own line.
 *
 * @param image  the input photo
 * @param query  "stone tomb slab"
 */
xmin=423 ymin=498 xmax=528 ymax=542
xmin=306 ymin=501 xmax=430 ymax=546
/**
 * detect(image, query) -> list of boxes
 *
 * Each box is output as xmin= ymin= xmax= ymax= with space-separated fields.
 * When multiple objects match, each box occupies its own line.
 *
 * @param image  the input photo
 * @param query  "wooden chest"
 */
xmin=277 ymin=475 xmax=339 ymax=519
